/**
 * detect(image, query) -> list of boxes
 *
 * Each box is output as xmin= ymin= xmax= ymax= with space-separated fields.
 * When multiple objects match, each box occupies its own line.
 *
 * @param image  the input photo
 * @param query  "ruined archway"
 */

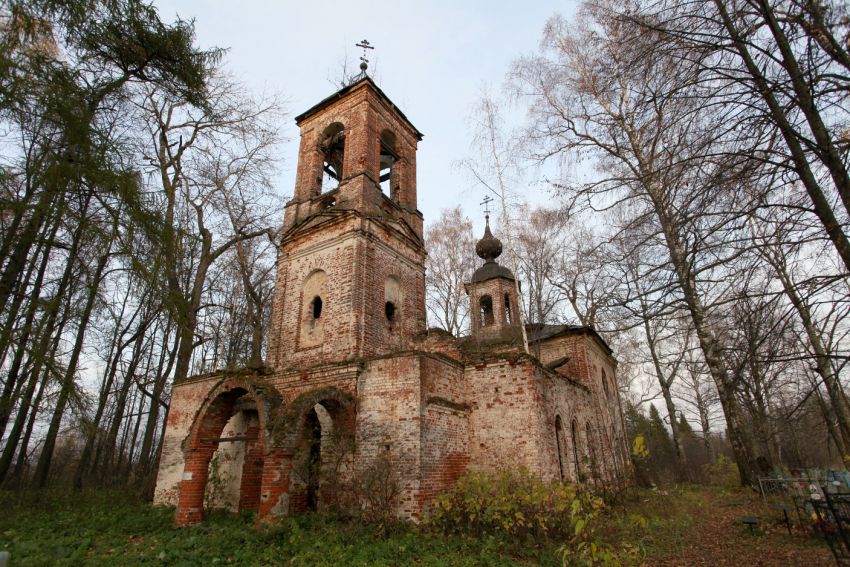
xmin=174 ymin=377 xmax=278 ymax=526
xmin=276 ymin=387 xmax=356 ymax=515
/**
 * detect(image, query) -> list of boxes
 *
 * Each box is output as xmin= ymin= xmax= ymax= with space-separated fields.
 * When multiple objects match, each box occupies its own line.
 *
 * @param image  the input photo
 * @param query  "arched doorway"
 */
xmin=175 ymin=384 xmax=269 ymax=526
xmin=283 ymin=390 xmax=355 ymax=515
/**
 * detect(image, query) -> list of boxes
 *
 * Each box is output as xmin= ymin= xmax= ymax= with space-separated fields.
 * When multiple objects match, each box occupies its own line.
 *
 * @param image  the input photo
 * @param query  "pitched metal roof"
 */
xmin=294 ymin=76 xmax=424 ymax=141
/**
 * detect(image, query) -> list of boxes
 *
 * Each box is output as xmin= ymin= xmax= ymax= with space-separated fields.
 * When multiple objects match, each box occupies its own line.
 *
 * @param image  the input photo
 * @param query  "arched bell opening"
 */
xmin=479 ymin=294 xmax=494 ymax=327
xmin=175 ymin=386 xmax=268 ymax=526
xmin=379 ymin=129 xmax=398 ymax=198
xmin=319 ymin=122 xmax=345 ymax=194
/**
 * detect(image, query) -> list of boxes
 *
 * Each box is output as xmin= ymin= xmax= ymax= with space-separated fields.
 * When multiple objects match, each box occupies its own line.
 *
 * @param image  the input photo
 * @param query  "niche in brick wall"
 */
xmin=384 ymin=275 xmax=401 ymax=330
xmin=300 ymin=270 xmax=327 ymax=348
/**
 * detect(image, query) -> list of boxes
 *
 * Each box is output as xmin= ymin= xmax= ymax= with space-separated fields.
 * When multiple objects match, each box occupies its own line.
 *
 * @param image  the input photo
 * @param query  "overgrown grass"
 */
xmin=0 ymin=483 xmax=828 ymax=566
xmin=0 ymin=490 xmax=557 ymax=566
xmin=597 ymin=485 xmax=703 ymax=559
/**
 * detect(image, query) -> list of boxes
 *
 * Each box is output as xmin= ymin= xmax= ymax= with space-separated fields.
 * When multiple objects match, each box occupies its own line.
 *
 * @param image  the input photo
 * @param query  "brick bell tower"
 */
xmin=266 ymin=75 xmax=426 ymax=370
xmin=466 ymin=214 xmax=522 ymax=340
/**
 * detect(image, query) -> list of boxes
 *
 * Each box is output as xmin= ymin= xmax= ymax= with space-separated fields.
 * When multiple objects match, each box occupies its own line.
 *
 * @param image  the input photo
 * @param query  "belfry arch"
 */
xmin=319 ymin=122 xmax=345 ymax=193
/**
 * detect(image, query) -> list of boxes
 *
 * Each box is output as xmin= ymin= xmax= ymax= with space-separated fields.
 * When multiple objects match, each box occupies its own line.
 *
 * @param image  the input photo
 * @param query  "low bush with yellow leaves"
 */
xmin=428 ymin=468 xmax=597 ymax=540
xmin=428 ymin=468 xmax=641 ymax=565
xmin=702 ymin=454 xmax=739 ymax=488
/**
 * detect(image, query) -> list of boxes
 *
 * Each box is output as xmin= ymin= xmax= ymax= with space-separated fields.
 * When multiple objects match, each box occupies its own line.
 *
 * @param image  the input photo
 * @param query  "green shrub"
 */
xmin=702 ymin=455 xmax=739 ymax=488
xmin=428 ymin=468 xmax=639 ymax=566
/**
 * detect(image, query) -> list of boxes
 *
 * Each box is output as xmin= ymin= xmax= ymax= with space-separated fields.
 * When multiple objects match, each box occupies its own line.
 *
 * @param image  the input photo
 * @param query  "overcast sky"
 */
xmin=152 ymin=0 xmax=579 ymax=228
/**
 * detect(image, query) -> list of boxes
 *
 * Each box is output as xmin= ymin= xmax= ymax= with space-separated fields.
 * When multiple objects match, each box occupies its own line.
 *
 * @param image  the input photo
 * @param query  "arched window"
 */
xmin=479 ymin=295 xmax=494 ymax=327
xmin=555 ymin=416 xmax=565 ymax=481
xmin=586 ymin=422 xmax=597 ymax=480
xmin=571 ymin=419 xmax=581 ymax=481
xmin=379 ymin=130 xmax=397 ymax=197
xmin=319 ymin=123 xmax=345 ymax=193
xmin=602 ymin=369 xmax=610 ymax=398
xmin=504 ymin=293 xmax=512 ymax=324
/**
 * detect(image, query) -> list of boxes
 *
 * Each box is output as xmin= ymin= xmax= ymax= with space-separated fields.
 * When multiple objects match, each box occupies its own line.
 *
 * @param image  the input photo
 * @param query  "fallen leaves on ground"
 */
xmin=647 ymin=486 xmax=832 ymax=566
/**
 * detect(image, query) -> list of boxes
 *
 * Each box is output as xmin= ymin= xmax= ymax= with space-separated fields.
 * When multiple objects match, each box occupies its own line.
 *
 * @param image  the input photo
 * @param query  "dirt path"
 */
xmin=651 ymin=488 xmax=833 ymax=566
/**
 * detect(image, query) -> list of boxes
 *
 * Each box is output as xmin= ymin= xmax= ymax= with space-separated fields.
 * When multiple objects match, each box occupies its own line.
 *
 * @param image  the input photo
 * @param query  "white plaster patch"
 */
xmin=271 ymin=493 xmax=289 ymax=516
xmin=182 ymin=471 xmax=193 ymax=481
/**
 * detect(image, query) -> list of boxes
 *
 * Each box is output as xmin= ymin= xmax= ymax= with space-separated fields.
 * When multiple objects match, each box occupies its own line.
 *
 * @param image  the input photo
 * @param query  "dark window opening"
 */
xmin=571 ymin=419 xmax=581 ymax=480
xmin=586 ymin=422 xmax=597 ymax=479
xmin=322 ymin=196 xmax=336 ymax=209
xmin=504 ymin=293 xmax=512 ymax=324
xmin=379 ymin=130 xmax=397 ymax=197
xmin=311 ymin=296 xmax=323 ymax=319
xmin=555 ymin=416 xmax=565 ymax=481
xmin=479 ymin=295 xmax=494 ymax=327
xmin=602 ymin=369 xmax=610 ymax=398
xmin=385 ymin=301 xmax=396 ymax=322
xmin=320 ymin=123 xmax=345 ymax=193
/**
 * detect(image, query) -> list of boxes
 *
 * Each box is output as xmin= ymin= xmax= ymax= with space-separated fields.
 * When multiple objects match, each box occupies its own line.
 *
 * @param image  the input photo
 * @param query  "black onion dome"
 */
xmin=471 ymin=262 xmax=515 ymax=283
xmin=475 ymin=216 xmax=503 ymax=261
xmin=471 ymin=215 xmax=515 ymax=283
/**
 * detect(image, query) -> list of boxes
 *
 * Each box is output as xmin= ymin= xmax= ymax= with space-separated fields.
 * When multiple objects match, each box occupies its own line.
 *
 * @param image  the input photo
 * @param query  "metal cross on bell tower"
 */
xmin=356 ymin=39 xmax=374 ymax=73
xmin=480 ymin=195 xmax=494 ymax=220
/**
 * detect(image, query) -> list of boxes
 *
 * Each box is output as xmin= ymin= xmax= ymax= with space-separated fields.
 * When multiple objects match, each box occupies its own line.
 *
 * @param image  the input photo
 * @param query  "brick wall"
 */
xmin=358 ymin=354 xmax=424 ymax=519
xmin=418 ymin=355 xmax=469 ymax=511
xmin=536 ymin=334 xmax=630 ymax=483
xmin=465 ymin=358 xmax=553 ymax=478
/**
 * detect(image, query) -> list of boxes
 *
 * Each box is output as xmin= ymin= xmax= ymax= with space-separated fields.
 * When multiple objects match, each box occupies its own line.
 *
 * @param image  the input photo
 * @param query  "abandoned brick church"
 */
xmin=153 ymin=74 xmax=630 ymax=525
